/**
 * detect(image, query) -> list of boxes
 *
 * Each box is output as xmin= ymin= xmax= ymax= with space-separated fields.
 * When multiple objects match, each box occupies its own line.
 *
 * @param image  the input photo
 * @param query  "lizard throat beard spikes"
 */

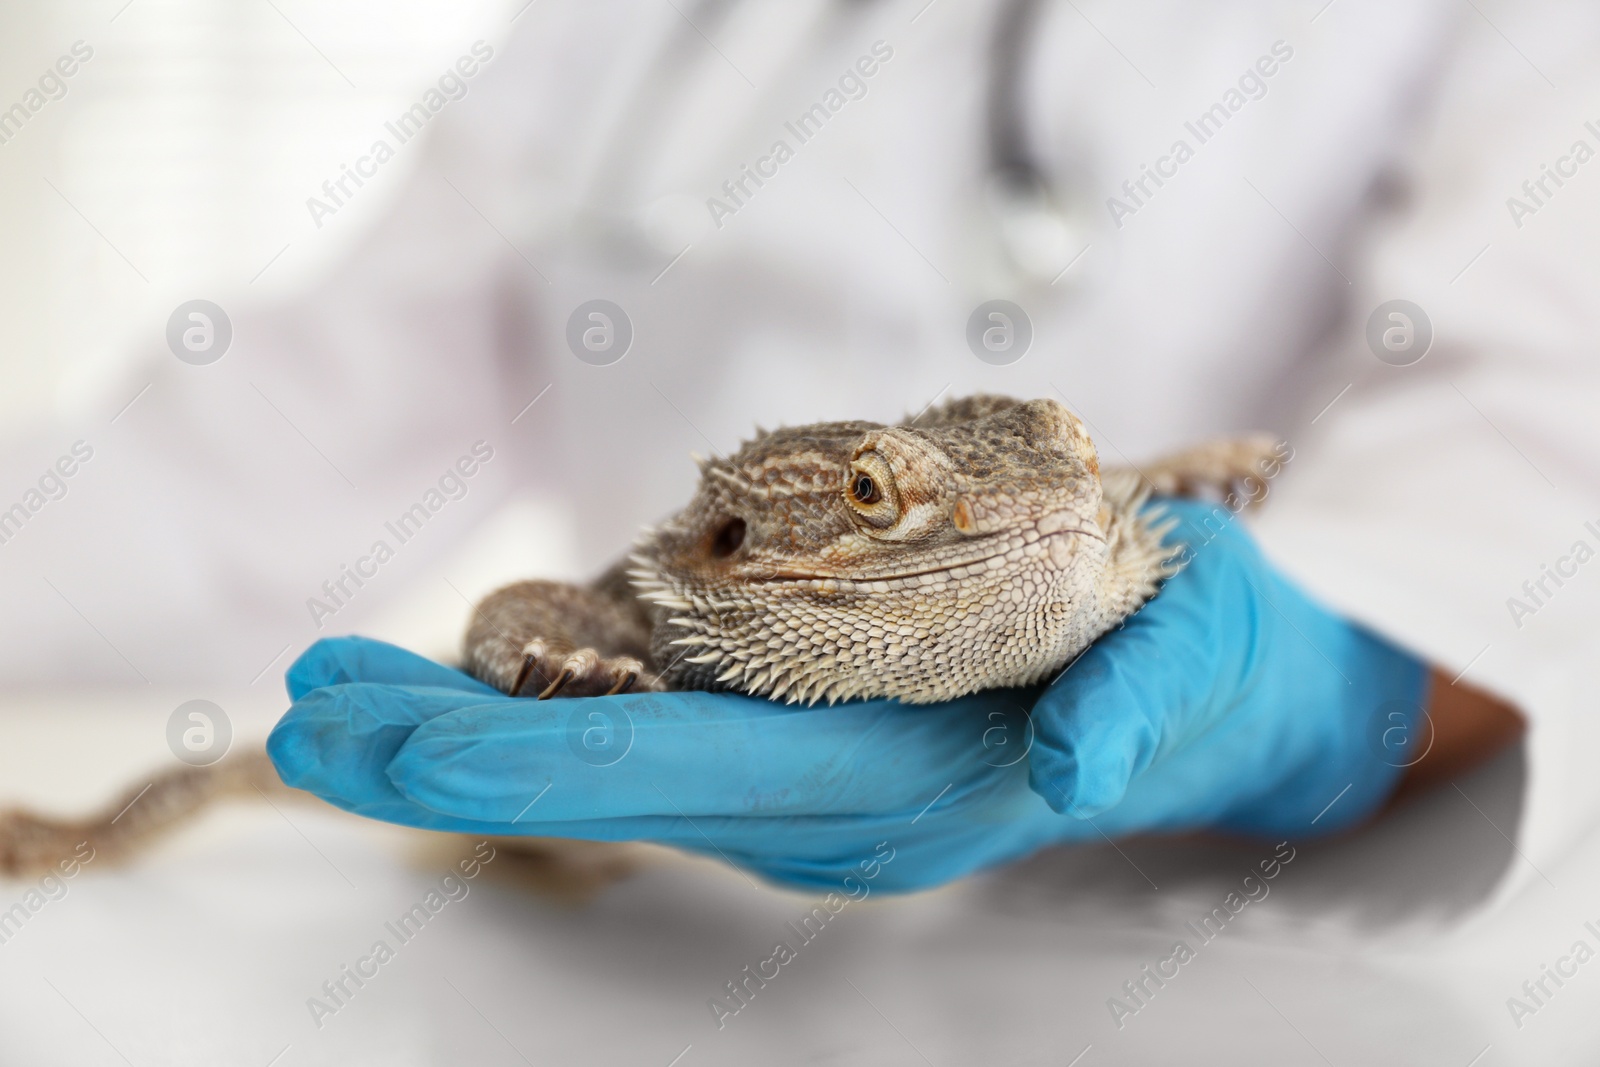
xmin=628 ymin=396 xmax=1177 ymax=705
xmin=460 ymin=393 xmax=1277 ymax=707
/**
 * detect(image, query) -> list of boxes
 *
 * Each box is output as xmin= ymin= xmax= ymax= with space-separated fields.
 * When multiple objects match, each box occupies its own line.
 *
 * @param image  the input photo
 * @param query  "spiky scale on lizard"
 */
xmin=465 ymin=395 xmax=1281 ymax=706
xmin=0 ymin=395 xmax=1279 ymax=880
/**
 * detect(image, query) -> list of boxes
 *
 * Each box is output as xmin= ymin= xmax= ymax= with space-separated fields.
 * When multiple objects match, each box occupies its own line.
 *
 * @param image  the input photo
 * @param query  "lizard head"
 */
xmin=630 ymin=396 xmax=1125 ymax=704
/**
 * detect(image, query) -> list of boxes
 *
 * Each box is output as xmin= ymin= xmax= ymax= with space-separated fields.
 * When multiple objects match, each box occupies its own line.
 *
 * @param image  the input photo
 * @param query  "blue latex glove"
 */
xmin=268 ymin=499 xmax=1428 ymax=893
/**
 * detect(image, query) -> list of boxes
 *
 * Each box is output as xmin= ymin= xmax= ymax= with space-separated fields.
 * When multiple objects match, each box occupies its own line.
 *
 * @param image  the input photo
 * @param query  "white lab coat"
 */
xmin=3 ymin=0 xmax=1598 ymax=920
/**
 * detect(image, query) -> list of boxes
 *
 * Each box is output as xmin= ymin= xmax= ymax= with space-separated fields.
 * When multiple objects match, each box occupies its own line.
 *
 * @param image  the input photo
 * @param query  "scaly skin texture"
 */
xmin=466 ymin=395 xmax=1280 ymax=705
xmin=0 ymin=396 xmax=1278 ymax=882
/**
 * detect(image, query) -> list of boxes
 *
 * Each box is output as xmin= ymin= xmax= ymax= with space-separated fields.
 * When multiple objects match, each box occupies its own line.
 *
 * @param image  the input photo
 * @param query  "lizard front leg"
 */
xmin=1128 ymin=435 xmax=1286 ymax=505
xmin=1095 ymin=435 xmax=1287 ymax=623
xmin=464 ymin=574 xmax=662 ymax=698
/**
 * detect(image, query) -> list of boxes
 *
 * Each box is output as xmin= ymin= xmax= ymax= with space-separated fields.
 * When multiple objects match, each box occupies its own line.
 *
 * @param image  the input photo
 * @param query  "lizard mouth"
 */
xmin=745 ymin=526 xmax=1104 ymax=584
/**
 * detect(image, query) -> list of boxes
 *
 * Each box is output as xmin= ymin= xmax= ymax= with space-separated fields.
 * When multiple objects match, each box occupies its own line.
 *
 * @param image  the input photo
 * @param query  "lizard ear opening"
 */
xmin=710 ymin=517 xmax=746 ymax=558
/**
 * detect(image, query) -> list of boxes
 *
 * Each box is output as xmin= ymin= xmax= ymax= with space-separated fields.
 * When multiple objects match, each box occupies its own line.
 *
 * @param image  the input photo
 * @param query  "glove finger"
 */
xmin=285 ymin=636 xmax=498 ymax=701
xmin=268 ymin=682 xmax=510 ymax=828
xmin=1028 ymin=640 xmax=1165 ymax=816
xmin=426 ymin=795 xmax=1067 ymax=894
xmin=1028 ymin=552 xmax=1227 ymax=815
xmin=386 ymin=689 xmax=1026 ymax=823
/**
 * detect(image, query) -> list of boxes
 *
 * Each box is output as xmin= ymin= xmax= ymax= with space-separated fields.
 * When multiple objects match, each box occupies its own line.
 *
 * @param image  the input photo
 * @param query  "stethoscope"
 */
xmin=567 ymin=0 xmax=1092 ymax=290
xmin=982 ymin=0 xmax=1093 ymax=287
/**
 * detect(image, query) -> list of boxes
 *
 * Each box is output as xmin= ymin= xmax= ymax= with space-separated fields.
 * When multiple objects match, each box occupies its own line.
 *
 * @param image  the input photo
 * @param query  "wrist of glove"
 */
xmin=269 ymin=498 xmax=1428 ymax=892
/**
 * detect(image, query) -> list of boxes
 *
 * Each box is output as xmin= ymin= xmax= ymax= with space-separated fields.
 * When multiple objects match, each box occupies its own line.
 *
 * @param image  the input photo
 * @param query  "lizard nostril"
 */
xmin=710 ymin=518 xmax=746 ymax=558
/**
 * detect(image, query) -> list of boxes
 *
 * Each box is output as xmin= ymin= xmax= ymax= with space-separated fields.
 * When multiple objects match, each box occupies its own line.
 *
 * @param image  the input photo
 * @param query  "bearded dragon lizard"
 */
xmin=465 ymin=395 xmax=1277 ymax=705
xmin=0 ymin=395 xmax=1279 ymax=877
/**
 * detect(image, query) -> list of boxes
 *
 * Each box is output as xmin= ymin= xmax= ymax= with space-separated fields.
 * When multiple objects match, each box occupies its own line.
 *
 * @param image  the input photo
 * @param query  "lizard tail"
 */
xmin=0 ymin=751 xmax=652 ymax=902
xmin=0 ymin=747 xmax=287 ymax=878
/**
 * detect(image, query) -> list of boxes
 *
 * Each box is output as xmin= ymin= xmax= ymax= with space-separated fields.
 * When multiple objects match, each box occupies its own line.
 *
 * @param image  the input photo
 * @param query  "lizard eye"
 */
xmin=850 ymin=473 xmax=880 ymax=505
xmin=843 ymin=450 xmax=899 ymax=529
xmin=710 ymin=517 xmax=746 ymax=558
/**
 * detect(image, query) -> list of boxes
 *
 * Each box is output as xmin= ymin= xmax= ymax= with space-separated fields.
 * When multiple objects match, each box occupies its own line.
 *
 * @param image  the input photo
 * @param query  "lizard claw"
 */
xmin=511 ymin=654 xmax=538 ymax=697
xmin=504 ymin=650 xmax=654 ymax=699
xmin=538 ymin=649 xmax=601 ymax=699
xmin=537 ymin=669 xmax=575 ymax=699
xmin=466 ymin=596 xmax=660 ymax=697
xmin=510 ymin=638 xmax=552 ymax=697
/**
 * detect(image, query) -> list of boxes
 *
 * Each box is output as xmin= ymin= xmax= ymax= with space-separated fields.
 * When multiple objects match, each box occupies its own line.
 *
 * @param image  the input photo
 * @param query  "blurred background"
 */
xmin=0 ymin=0 xmax=578 ymax=672
xmin=0 ymin=0 xmax=512 ymax=429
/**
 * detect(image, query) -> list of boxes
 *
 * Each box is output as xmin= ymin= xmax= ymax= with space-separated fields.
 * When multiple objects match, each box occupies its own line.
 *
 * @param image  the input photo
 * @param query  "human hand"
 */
xmin=266 ymin=634 xmax=1091 ymax=892
xmin=1028 ymin=497 xmax=1430 ymax=838
xmin=268 ymin=499 xmax=1428 ymax=892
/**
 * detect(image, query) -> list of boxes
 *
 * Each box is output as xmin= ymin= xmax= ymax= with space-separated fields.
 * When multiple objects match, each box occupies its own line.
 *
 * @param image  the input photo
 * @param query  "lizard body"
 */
xmin=0 ymin=395 xmax=1279 ymax=877
xmin=465 ymin=395 xmax=1278 ymax=705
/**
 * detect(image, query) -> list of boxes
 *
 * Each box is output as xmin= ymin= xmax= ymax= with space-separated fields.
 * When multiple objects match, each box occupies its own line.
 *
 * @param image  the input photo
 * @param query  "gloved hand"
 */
xmin=268 ymin=499 xmax=1429 ymax=893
